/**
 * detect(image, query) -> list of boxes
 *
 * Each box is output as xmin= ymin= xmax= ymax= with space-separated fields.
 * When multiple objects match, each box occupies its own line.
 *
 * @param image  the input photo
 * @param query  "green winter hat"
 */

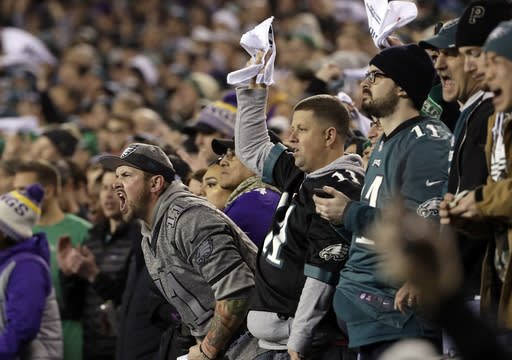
xmin=483 ymin=20 xmax=512 ymax=62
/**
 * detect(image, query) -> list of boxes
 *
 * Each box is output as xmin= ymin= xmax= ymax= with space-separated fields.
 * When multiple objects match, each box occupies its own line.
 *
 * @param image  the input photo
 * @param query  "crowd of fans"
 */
xmin=0 ymin=0 xmax=510 ymax=359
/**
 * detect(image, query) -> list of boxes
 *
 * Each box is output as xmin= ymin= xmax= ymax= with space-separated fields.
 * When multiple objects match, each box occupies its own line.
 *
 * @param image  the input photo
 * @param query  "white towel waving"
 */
xmin=364 ymin=0 xmax=417 ymax=49
xmin=227 ymin=16 xmax=276 ymax=86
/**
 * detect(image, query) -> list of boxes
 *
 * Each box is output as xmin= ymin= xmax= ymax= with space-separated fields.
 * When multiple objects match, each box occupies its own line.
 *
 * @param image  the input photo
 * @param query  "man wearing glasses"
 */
xmin=313 ymin=44 xmax=451 ymax=359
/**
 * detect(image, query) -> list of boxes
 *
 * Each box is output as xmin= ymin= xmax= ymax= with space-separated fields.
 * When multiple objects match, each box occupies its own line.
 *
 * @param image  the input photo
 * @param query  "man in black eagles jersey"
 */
xmin=234 ymin=61 xmax=364 ymax=359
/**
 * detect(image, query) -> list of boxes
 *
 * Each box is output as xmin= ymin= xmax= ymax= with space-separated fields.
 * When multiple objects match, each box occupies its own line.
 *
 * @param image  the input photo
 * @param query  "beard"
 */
xmin=362 ymin=90 xmax=399 ymax=118
xmin=122 ymin=184 xmax=151 ymax=223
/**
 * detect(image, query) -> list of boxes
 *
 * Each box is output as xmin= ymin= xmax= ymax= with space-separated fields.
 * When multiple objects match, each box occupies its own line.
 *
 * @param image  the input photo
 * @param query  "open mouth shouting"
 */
xmin=116 ymin=190 xmax=127 ymax=212
xmin=490 ymin=85 xmax=504 ymax=110
xmin=440 ymin=75 xmax=454 ymax=91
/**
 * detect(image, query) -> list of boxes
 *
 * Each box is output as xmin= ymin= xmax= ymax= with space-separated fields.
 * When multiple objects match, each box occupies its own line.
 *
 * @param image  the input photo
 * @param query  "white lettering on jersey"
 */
xmin=355 ymin=236 xmax=375 ymax=246
xmin=363 ymin=175 xmax=383 ymax=207
xmin=332 ymin=170 xmax=360 ymax=185
xmin=262 ymin=192 xmax=295 ymax=268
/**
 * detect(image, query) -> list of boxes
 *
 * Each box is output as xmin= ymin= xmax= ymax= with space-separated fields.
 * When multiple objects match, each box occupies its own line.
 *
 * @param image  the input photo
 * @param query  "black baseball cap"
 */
xmin=99 ymin=143 xmax=176 ymax=183
xmin=211 ymin=130 xmax=282 ymax=156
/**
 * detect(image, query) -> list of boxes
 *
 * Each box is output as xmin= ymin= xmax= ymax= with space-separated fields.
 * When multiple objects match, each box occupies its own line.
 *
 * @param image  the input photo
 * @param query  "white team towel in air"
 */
xmin=0 ymin=27 xmax=57 ymax=68
xmin=364 ymin=0 xmax=417 ymax=49
xmin=227 ymin=16 xmax=276 ymax=86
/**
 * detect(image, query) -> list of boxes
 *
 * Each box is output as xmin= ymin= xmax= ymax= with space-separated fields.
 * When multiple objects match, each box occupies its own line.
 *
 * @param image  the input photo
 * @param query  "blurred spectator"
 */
xmin=14 ymin=160 xmax=92 ymax=360
xmin=183 ymin=100 xmax=237 ymax=170
xmin=375 ymin=199 xmax=511 ymax=360
xmin=0 ymin=158 xmax=18 ymax=194
xmin=185 ymin=168 xmax=207 ymax=197
xmin=101 ymin=115 xmax=135 ymax=156
xmin=0 ymin=183 xmax=62 ymax=359
xmin=201 ymin=163 xmax=231 ymax=211
xmin=167 ymin=72 xmax=220 ymax=127
xmin=31 ymin=127 xmax=79 ymax=161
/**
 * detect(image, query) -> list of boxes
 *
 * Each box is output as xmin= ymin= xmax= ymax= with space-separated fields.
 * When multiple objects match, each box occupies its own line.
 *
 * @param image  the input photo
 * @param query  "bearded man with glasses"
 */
xmin=313 ymin=44 xmax=452 ymax=359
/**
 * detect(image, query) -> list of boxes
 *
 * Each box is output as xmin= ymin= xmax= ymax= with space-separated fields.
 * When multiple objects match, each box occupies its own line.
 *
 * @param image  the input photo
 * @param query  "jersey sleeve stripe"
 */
xmin=262 ymin=143 xmax=287 ymax=184
xmin=304 ymin=264 xmax=337 ymax=285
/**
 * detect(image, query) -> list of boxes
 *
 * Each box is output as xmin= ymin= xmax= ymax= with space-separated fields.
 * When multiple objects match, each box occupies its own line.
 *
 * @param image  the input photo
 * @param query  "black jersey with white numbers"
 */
xmin=250 ymin=144 xmax=364 ymax=316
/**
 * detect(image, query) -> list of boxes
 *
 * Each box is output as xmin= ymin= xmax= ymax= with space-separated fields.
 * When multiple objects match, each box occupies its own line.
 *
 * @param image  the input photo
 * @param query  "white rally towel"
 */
xmin=227 ymin=16 xmax=276 ymax=86
xmin=364 ymin=0 xmax=417 ymax=49
xmin=0 ymin=27 xmax=57 ymax=67
xmin=0 ymin=116 xmax=40 ymax=134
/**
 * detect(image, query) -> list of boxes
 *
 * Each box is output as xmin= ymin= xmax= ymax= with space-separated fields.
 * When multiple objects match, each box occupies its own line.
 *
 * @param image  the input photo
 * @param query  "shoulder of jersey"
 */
xmin=408 ymin=118 xmax=452 ymax=141
xmin=317 ymin=169 xmax=363 ymax=187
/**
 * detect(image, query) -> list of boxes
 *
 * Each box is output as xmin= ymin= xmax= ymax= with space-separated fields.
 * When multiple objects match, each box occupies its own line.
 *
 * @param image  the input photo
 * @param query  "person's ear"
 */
xmin=44 ymin=184 xmax=55 ymax=199
xmin=150 ymin=175 xmax=164 ymax=193
xmin=396 ymin=86 xmax=408 ymax=98
xmin=325 ymin=127 xmax=337 ymax=147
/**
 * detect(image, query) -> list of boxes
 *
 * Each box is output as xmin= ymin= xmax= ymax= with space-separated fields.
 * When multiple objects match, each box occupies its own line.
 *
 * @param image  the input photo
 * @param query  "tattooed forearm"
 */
xmin=201 ymin=298 xmax=249 ymax=358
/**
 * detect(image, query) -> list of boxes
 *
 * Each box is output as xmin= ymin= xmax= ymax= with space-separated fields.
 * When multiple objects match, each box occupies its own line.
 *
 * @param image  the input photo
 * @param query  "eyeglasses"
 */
xmin=364 ymin=71 xmax=388 ymax=84
xmin=370 ymin=119 xmax=382 ymax=129
xmin=215 ymin=148 xmax=236 ymax=165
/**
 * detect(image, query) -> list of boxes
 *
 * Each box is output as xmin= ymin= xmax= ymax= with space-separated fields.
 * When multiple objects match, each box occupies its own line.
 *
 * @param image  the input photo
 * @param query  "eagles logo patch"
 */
xmin=319 ymin=244 xmax=349 ymax=262
xmin=121 ymin=144 xmax=137 ymax=159
xmin=416 ymin=197 xmax=442 ymax=218
xmin=195 ymin=238 xmax=213 ymax=265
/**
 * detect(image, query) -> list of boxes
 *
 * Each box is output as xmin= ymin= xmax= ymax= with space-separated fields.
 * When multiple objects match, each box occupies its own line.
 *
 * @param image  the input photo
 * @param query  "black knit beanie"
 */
xmin=456 ymin=0 xmax=512 ymax=48
xmin=369 ymin=44 xmax=435 ymax=111
xmin=43 ymin=129 xmax=78 ymax=157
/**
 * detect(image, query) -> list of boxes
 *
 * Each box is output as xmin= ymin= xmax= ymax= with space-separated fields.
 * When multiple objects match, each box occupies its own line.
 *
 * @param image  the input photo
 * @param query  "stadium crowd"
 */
xmin=0 ymin=0 xmax=510 ymax=359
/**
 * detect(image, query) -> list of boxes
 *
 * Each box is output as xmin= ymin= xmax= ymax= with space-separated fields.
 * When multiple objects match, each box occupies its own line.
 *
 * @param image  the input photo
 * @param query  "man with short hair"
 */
xmin=235 ymin=60 xmax=364 ymax=359
xmin=14 ymin=160 xmax=92 ymax=360
xmin=313 ymin=44 xmax=451 ymax=358
xmin=99 ymin=143 xmax=259 ymax=360
xmin=30 ymin=128 xmax=79 ymax=161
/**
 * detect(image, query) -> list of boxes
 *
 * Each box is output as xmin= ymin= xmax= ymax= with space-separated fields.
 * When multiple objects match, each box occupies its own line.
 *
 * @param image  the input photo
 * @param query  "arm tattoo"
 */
xmin=201 ymin=298 xmax=249 ymax=358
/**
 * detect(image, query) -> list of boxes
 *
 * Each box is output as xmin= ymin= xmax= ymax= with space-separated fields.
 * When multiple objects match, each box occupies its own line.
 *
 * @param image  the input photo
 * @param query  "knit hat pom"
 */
xmin=0 ymin=183 xmax=45 ymax=242
xmin=26 ymin=183 xmax=45 ymax=205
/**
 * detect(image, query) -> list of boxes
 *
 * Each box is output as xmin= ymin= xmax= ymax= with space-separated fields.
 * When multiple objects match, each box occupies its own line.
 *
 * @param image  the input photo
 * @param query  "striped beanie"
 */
xmin=0 ymin=183 xmax=44 ymax=242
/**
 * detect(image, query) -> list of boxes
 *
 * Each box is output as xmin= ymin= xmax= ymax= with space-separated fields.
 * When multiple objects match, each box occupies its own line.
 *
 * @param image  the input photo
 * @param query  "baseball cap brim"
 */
xmin=99 ymin=155 xmax=139 ymax=171
xmin=419 ymin=34 xmax=455 ymax=50
xmin=211 ymin=138 xmax=234 ymax=156
xmin=419 ymin=18 xmax=458 ymax=50
xmin=211 ymin=129 xmax=282 ymax=156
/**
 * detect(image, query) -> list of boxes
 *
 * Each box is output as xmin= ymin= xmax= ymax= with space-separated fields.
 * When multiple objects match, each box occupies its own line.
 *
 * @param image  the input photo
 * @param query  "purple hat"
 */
xmin=184 ymin=101 xmax=237 ymax=137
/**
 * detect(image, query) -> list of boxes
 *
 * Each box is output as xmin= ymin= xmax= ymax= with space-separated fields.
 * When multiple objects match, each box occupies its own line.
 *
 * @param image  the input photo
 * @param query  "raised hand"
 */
xmin=57 ymin=235 xmax=83 ymax=275
xmin=76 ymin=244 xmax=100 ymax=282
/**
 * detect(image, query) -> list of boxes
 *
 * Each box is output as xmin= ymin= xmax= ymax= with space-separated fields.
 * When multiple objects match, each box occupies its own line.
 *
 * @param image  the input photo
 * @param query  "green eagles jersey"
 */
xmin=335 ymin=116 xmax=452 ymax=348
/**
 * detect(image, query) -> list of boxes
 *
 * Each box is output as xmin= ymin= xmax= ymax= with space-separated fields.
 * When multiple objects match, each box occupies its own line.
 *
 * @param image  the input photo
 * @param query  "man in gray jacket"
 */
xmin=100 ymin=143 xmax=259 ymax=360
